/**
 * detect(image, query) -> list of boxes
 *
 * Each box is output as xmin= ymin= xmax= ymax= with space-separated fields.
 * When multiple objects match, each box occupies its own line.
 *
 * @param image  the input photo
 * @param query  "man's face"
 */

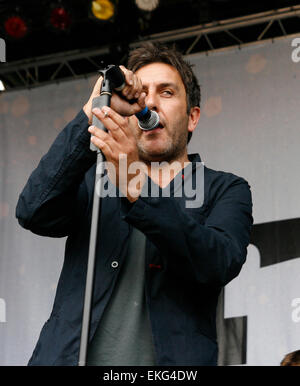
xmin=131 ymin=62 xmax=194 ymax=163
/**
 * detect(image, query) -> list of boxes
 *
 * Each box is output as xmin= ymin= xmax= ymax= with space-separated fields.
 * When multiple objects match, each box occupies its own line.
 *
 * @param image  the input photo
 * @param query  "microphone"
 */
xmin=106 ymin=65 xmax=160 ymax=131
xmin=135 ymin=106 xmax=160 ymax=131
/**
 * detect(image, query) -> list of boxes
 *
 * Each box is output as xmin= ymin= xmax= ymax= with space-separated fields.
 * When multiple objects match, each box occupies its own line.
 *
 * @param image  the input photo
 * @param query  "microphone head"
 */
xmin=138 ymin=110 xmax=160 ymax=131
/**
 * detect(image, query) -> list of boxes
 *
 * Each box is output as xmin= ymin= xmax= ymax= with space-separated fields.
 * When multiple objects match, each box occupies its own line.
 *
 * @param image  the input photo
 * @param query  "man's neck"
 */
xmin=146 ymin=152 xmax=190 ymax=189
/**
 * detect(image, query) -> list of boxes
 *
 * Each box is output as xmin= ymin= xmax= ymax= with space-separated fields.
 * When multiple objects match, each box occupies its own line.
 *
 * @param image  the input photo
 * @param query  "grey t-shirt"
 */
xmin=87 ymin=227 xmax=156 ymax=366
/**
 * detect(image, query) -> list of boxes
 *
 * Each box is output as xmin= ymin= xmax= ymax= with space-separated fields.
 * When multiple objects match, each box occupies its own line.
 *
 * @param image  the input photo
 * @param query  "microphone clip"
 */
xmin=98 ymin=65 xmax=125 ymax=93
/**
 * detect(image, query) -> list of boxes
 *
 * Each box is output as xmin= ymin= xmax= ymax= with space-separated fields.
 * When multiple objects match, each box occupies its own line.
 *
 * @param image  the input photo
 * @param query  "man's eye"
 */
xmin=162 ymin=90 xmax=173 ymax=96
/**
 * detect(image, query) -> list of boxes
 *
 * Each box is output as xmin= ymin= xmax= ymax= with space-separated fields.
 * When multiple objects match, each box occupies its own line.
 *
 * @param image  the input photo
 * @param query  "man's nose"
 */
xmin=145 ymin=91 xmax=159 ymax=111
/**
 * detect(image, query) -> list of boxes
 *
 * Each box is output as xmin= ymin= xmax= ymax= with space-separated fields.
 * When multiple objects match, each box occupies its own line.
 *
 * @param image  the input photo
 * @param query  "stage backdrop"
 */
xmin=1 ymin=34 xmax=300 ymax=366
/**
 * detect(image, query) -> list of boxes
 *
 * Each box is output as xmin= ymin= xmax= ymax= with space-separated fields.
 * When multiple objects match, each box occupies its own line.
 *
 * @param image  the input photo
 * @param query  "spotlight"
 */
xmin=4 ymin=14 xmax=28 ymax=39
xmin=49 ymin=4 xmax=72 ymax=31
xmin=135 ymin=0 xmax=159 ymax=12
xmin=90 ymin=0 xmax=115 ymax=21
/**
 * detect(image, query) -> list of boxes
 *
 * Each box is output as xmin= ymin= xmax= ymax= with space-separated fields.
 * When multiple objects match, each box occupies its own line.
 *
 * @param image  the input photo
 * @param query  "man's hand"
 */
xmin=83 ymin=66 xmax=146 ymax=124
xmin=88 ymin=106 xmax=147 ymax=203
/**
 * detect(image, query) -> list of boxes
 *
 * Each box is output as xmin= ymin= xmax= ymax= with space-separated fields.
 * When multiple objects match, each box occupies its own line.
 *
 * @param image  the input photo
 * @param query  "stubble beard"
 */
xmin=135 ymin=120 xmax=189 ymax=165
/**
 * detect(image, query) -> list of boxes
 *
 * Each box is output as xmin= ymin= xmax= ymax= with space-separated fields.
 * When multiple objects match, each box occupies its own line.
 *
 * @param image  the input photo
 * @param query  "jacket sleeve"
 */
xmin=15 ymin=109 xmax=96 ymax=237
xmin=120 ymin=174 xmax=253 ymax=287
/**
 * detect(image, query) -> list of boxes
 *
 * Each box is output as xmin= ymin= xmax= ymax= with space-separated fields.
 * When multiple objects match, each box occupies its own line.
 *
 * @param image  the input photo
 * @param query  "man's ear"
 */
xmin=188 ymin=107 xmax=201 ymax=134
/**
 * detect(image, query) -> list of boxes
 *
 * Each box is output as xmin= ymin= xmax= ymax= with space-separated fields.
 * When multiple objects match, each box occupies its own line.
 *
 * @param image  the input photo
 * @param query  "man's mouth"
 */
xmin=144 ymin=121 xmax=164 ymax=133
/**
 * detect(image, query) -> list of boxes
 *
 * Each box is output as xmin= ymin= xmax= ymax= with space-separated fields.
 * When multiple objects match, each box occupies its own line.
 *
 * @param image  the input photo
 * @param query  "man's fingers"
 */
xmin=92 ymin=107 xmax=132 ymax=140
xmin=88 ymin=122 xmax=114 ymax=156
xmin=119 ymin=65 xmax=133 ymax=86
xmin=137 ymin=92 xmax=146 ymax=110
xmin=127 ymin=72 xmax=141 ymax=100
xmin=119 ymin=66 xmax=133 ymax=98
xmin=92 ymin=75 xmax=103 ymax=97
xmin=89 ymin=134 xmax=113 ymax=157
xmin=119 ymin=65 xmax=142 ymax=101
xmin=83 ymin=75 xmax=104 ymax=124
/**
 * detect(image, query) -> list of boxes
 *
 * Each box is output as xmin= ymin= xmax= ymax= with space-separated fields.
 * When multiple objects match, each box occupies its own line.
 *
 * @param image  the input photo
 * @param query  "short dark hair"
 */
xmin=280 ymin=350 xmax=300 ymax=366
xmin=127 ymin=41 xmax=201 ymax=143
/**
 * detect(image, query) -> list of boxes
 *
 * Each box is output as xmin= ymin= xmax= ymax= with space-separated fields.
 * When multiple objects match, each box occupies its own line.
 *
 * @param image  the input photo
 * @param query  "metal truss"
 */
xmin=1 ymin=5 xmax=300 ymax=92
xmin=141 ymin=4 xmax=300 ymax=54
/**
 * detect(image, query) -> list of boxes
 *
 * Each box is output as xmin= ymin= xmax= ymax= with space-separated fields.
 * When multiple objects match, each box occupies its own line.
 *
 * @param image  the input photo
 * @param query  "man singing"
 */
xmin=16 ymin=42 xmax=253 ymax=366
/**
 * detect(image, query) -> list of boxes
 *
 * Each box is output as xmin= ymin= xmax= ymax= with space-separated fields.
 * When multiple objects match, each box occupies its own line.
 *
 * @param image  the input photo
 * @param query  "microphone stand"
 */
xmin=78 ymin=67 xmax=112 ymax=366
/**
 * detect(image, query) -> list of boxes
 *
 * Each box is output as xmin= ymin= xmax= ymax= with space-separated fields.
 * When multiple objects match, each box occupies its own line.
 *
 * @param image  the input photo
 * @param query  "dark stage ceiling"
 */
xmin=0 ymin=0 xmax=300 ymax=90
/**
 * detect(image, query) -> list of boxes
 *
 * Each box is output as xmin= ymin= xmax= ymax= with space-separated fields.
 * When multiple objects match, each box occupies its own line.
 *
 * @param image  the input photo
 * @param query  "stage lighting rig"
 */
xmin=135 ymin=0 xmax=159 ymax=12
xmin=90 ymin=0 xmax=115 ymax=21
xmin=49 ymin=5 xmax=72 ymax=31
xmin=3 ymin=9 xmax=29 ymax=39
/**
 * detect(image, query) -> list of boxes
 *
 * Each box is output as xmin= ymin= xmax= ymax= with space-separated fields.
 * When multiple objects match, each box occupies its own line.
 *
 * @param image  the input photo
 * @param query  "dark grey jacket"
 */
xmin=16 ymin=109 xmax=253 ymax=366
